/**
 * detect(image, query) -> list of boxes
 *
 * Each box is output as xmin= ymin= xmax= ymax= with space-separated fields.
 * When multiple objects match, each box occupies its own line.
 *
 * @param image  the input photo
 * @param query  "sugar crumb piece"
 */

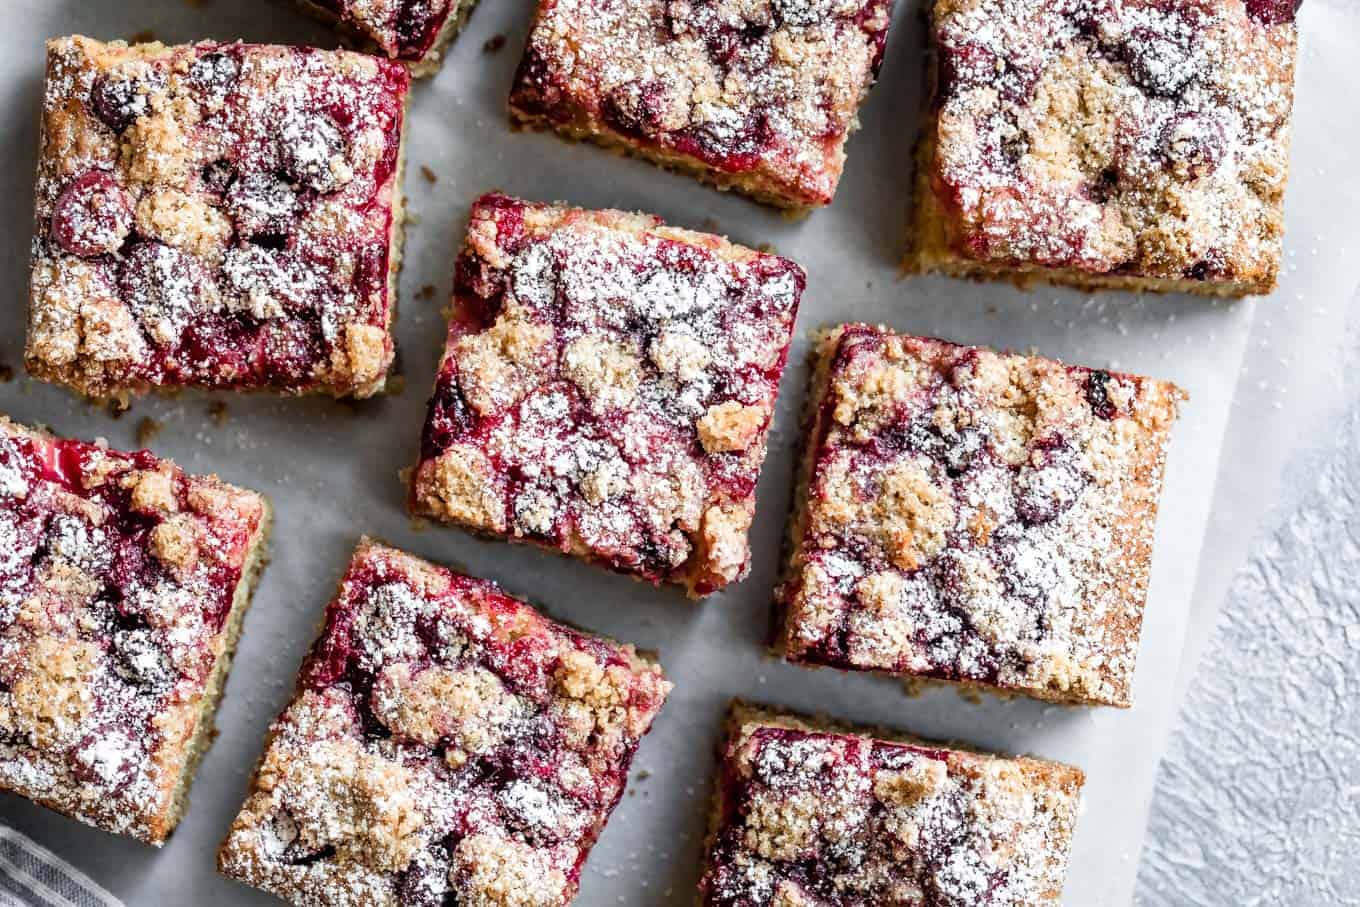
xmin=135 ymin=417 xmax=162 ymax=447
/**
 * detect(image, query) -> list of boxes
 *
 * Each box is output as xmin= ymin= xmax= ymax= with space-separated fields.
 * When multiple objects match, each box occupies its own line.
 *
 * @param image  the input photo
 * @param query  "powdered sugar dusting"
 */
xmin=27 ymin=37 xmax=407 ymax=397
xmin=926 ymin=0 xmax=1298 ymax=286
xmin=779 ymin=327 xmax=1183 ymax=706
xmin=0 ymin=416 xmax=266 ymax=843
xmin=699 ymin=713 xmax=1083 ymax=906
xmin=219 ymin=540 xmax=670 ymax=907
xmin=414 ymin=194 xmax=804 ymax=596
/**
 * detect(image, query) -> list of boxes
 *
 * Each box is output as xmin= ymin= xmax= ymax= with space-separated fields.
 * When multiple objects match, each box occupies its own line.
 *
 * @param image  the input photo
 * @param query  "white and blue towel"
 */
xmin=0 ymin=827 xmax=123 ymax=907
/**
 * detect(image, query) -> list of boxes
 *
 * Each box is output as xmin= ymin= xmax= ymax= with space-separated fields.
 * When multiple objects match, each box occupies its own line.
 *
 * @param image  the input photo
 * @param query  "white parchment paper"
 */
xmin=0 ymin=0 xmax=1354 ymax=904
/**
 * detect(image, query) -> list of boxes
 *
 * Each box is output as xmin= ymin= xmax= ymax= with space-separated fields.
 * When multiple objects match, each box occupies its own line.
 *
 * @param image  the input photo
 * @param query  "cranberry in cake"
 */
xmin=698 ymin=704 xmax=1084 ymax=906
xmin=776 ymin=325 xmax=1184 ymax=707
xmin=509 ymin=0 xmax=898 ymax=210
xmin=907 ymin=0 xmax=1300 ymax=296
xmin=410 ymin=193 xmax=804 ymax=597
xmin=295 ymin=0 xmax=482 ymax=74
xmin=218 ymin=539 xmax=671 ymax=906
xmin=0 ymin=414 xmax=270 ymax=844
xmin=27 ymin=36 xmax=410 ymax=401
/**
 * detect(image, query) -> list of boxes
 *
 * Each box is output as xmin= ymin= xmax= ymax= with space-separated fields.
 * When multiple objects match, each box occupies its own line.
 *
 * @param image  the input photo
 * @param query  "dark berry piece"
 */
xmin=278 ymin=109 xmax=350 ymax=192
xmin=90 ymin=65 xmax=165 ymax=132
xmin=225 ymin=171 xmax=300 ymax=238
xmin=118 ymin=242 xmax=218 ymax=340
xmin=188 ymin=50 xmax=241 ymax=101
xmin=937 ymin=41 xmax=999 ymax=96
xmin=199 ymin=159 xmax=237 ymax=196
xmin=1161 ymin=112 xmax=1227 ymax=179
xmin=1014 ymin=442 xmax=1087 ymax=525
xmin=602 ymin=80 xmax=673 ymax=139
xmin=49 ymin=170 xmax=134 ymax=258
xmin=1083 ymin=369 xmax=1118 ymax=420
xmin=112 ymin=627 xmax=172 ymax=688
xmin=1245 ymin=0 xmax=1301 ymax=25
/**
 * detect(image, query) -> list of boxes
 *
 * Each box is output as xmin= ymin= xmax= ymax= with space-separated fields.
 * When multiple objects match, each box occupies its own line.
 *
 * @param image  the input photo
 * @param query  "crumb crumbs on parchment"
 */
xmin=136 ymin=417 xmax=162 ymax=447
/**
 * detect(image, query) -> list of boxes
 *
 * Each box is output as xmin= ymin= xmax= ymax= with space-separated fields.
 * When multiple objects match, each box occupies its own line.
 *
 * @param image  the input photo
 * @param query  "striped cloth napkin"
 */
xmin=0 ymin=826 xmax=123 ymax=907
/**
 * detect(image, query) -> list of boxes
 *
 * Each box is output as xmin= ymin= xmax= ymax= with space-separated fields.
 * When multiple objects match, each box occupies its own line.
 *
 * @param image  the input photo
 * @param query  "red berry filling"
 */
xmin=414 ymin=194 xmax=803 ymax=594
xmin=778 ymin=326 xmax=1183 ymax=706
xmin=0 ymin=418 xmax=265 ymax=841
xmin=219 ymin=541 xmax=669 ymax=906
xmin=700 ymin=717 xmax=1083 ymax=906
xmin=30 ymin=39 xmax=408 ymax=396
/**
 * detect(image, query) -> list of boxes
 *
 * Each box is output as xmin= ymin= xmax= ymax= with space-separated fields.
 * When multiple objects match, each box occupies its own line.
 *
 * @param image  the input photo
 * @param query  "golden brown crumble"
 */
xmin=909 ymin=0 xmax=1299 ymax=295
xmin=0 ymin=415 xmax=270 ymax=844
xmin=776 ymin=325 xmax=1184 ymax=706
xmin=412 ymin=195 xmax=803 ymax=597
xmin=699 ymin=705 xmax=1084 ymax=905
xmin=219 ymin=540 xmax=670 ymax=906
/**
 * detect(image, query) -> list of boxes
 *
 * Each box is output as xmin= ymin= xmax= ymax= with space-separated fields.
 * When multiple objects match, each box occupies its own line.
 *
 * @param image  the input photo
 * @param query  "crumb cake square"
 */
xmin=295 ymin=0 xmax=482 ymax=74
xmin=698 ymin=704 xmax=1084 ymax=906
xmin=0 ymin=415 xmax=270 ymax=844
xmin=27 ymin=36 xmax=410 ymax=401
xmin=508 ymin=0 xmax=897 ymax=210
xmin=219 ymin=539 xmax=671 ymax=906
xmin=775 ymin=325 xmax=1184 ymax=707
xmin=907 ymin=0 xmax=1300 ymax=296
xmin=410 ymin=193 xmax=804 ymax=597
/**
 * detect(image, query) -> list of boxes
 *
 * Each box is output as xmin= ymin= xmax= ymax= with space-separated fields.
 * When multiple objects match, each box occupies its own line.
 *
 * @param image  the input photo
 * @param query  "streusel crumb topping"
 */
xmin=700 ymin=709 xmax=1084 ymax=906
xmin=924 ymin=0 xmax=1297 ymax=286
xmin=778 ymin=326 xmax=1183 ymax=706
xmin=0 ymin=416 xmax=267 ymax=843
xmin=219 ymin=540 xmax=671 ymax=907
xmin=303 ymin=0 xmax=463 ymax=62
xmin=413 ymin=193 xmax=804 ymax=597
xmin=510 ymin=0 xmax=896 ymax=207
xmin=27 ymin=36 xmax=409 ymax=398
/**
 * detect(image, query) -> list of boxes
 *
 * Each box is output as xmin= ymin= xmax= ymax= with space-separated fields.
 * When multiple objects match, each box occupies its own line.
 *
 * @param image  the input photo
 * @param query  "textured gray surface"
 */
xmin=1138 ymin=301 xmax=1360 ymax=905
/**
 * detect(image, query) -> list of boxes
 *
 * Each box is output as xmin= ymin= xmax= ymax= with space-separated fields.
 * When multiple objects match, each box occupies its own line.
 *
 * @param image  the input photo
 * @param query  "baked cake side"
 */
xmin=775 ymin=324 xmax=1184 ymax=707
xmin=0 ymin=415 xmax=271 ymax=844
xmin=906 ymin=0 xmax=1299 ymax=296
xmin=410 ymin=192 xmax=804 ymax=597
xmin=508 ymin=0 xmax=897 ymax=210
xmin=698 ymin=702 xmax=1084 ymax=906
xmin=295 ymin=0 xmax=482 ymax=74
xmin=27 ymin=36 xmax=410 ymax=401
xmin=219 ymin=538 xmax=671 ymax=906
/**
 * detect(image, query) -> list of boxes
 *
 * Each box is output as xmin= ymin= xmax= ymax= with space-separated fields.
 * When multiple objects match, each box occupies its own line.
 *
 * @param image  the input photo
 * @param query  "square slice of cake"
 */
xmin=509 ymin=0 xmax=898 ymax=210
xmin=295 ymin=0 xmax=482 ymax=74
xmin=219 ymin=538 xmax=672 ymax=906
xmin=907 ymin=0 xmax=1300 ymax=296
xmin=698 ymin=703 xmax=1084 ymax=906
xmin=410 ymin=193 xmax=804 ymax=597
xmin=775 ymin=325 xmax=1184 ymax=706
xmin=0 ymin=414 xmax=271 ymax=844
xmin=27 ymin=36 xmax=410 ymax=401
